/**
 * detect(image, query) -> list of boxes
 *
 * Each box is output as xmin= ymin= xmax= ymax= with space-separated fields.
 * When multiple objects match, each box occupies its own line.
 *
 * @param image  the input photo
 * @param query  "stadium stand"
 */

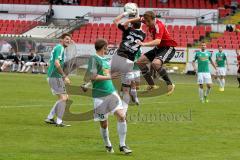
xmin=22 ymin=26 xmax=62 ymax=38
xmin=0 ymin=19 xmax=41 ymax=34
xmin=208 ymin=31 xmax=240 ymax=49
xmin=71 ymin=23 xmax=212 ymax=47
xmin=0 ymin=0 xmax=47 ymax=4
xmin=0 ymin=0 xmax=234 ymax=9
xmin=151 ymin=0 xmax=232 ymax=9
xmin=219 ymin=8 xmax=232 ymax=18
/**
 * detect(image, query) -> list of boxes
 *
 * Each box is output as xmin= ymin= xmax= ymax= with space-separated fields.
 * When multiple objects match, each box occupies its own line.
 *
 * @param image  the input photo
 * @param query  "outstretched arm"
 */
xmin=124 ymin=16 xmax=141 ymax=25
xmin=113 ymin=13 xmax=126 ymax=26
xmin=137 ymin=39 xmax=161 ymax=47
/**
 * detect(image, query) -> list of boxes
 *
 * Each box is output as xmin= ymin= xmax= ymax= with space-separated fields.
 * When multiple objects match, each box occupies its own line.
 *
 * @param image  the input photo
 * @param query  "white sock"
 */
xmin=117 ymin=121 xmax=127 ymax=147
xmin=47 ymin=100 xmax=59 ymax=119
xmin=12 ymin=63 xmax=16 ymax=71
xmin=222 ymin=79 xmax=225 ymax=88
xmin=32 ymin=66 xmax=36 ymax=72
xmin=217 ymin=78 xmax=222 ymax=88
xmin=17 ymin=64 xmax=20 ymax=71
xmin=20 ymin=65 xmax=26 ymax=72
xmin=26 ymin=66 xmax=31 ymax=72
xmin=205 ymin=88 xmax=211 ymax=97
xmin=199 ymin=88 xmax=204 ymax=101
xmin=100 ymin=127 xmax=112 ymax=147
xmin=130 ymin=88 xmax=137 ymax=100
xmin=42 ymin=66 xmax=45 ymax=73
xmin=56 ymin=100 xmax=66 ymax=124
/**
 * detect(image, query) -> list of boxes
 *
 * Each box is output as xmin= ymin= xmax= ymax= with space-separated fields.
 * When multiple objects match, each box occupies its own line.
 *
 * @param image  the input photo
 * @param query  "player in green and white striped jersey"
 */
xmin=215 ymin=46 xmax=229 ymax=92
xmin=84 ymin=39 xmax=132 ymax=154
xmin=45 ymin=33 xmax=72 ymax=127
xmin=192 ymin=42 xmax=217 ymax=103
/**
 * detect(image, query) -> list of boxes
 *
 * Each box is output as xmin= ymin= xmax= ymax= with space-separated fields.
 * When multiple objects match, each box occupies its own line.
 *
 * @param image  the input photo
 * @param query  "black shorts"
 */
xmin=144 ymin=46 xmax=176 ymax=63
xmin=238 ymin=68 xmax=240 ymax=74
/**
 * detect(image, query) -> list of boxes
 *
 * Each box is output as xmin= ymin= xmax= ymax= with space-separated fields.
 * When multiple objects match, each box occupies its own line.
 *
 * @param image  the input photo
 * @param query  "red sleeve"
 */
xmin=154 ymin=21 xmax=164 ymax=40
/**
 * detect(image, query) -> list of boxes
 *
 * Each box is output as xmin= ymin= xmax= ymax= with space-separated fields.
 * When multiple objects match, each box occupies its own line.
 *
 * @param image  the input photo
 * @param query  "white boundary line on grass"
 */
xmin=0 ymin=99 xmax=234 ymax=109
xmin=0 ymin=100 xmax=193 ymax=108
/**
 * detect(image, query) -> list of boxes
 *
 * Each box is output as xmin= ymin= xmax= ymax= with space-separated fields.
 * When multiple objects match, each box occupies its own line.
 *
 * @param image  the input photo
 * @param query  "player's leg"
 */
xmin=130 ymin=81 xmax=138 ymax=105
xmin=151 ymin=58 xmax=175 ymax=95
xmin=17 ymin=61 xmax=22 ymax=72
xmin=199 ymin=84 xmax=204 ymax=103
xmin=217 ymin=76 xmax=223 ymax=89
xmin=220 ymin=76 xmax=225 ymax=91
xmin=12 ymin=62 xmax=16 ymax=72
xmin=7 ymin=61 xmax=14 ymax=71
xmin=34 ymin=62 xmax=40 ymax=73
xmin=20 ymin=62 xmax=27 ymax=72
xmin=1 ymin=61 xmax=12 ymax=71
xmin=150 ymin=65 xmax=157 ymax=79
xmin=205 ymin=84 xmax=211 ymax=103
xmin=130 ymin=71 xmax=140 ymax=105
xmin=25 ymin=62 xmax=33 ymax=72
xmin=204 ymin=73 xmax=212 ymax=103
xmin=121 ymin=72 xmax=132 ymax=108
xmin=99 ymin=120 xmax=114 ymax=153
xmin=40 ymin=62 xmax=46 ymax=73
xmin=55 ymin=93 xmax=69 ymax=126
xmin=93 ymin=95 xmax=115 ymax=153
xmin=216 ymin=67 xmax=222 ymax=89
xmin=45 ymin=93 xmax=69 ymax=126
xmin=151 ymin=47 xmax=176 ymax=95
xmin=220 ymin=67 xmax=226 ymax=90
xmin=197 ymin=73 xmax=204 ymax=103
xmin=0 ymin=60 xmax=4 ymax=67
xmin=136 ymin=53 xmax=155 ymax=87
xmin=121 ymin=84 xmax=131 ymax=114
xmin=0 ymin=60 xmax=3 ymax=71
xmin=45 ymin=78 xmax=70 ymax=127
xmin=0 ymin=60 xmax=8 ymax=71
xmin=114 ymin=109 xmax=132 ymax=154
xmin=32 ymin=62 xmax=37 ymax=73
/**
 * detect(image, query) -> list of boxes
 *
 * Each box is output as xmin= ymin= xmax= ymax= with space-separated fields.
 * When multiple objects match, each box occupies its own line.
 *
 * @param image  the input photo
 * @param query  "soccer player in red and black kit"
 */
xmin=236 ymin=49 xmax=240 ymax=88
xmin=127 ymin=11 xmax=177 ymax=95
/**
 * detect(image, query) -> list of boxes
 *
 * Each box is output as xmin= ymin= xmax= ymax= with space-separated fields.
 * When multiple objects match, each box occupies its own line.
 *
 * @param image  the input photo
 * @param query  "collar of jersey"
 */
xmin=95 ymin=53 xmax=105 ymax=59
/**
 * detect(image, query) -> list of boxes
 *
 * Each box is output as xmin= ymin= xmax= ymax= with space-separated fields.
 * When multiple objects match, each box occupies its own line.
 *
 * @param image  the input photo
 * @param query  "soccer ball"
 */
xmin=124 ymin=3 xmax=138 ymax=16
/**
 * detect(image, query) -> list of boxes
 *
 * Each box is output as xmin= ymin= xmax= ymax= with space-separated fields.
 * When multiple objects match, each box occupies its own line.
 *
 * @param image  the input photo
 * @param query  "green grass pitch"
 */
xmin=0 ymin=73 xmax=240 ymax=160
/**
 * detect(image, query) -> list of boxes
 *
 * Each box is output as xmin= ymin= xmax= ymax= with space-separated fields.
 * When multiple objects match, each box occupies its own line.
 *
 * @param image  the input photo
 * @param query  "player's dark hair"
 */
xmin=95 ymin=39 xmax=108 ymax=51
xmin=143 ymin=11 xmax=156 ymax=20
xmin=131 ymin=21 xmax=141 ymax=29
xmin=61 ymin=33 xmax=71 ymax=39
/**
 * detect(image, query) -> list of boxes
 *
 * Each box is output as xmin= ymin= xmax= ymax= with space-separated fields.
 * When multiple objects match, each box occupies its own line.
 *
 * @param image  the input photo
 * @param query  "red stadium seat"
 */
xmin=0 ymin=19 xmax=43 ymax=34
xmin=72 ymin=22 xmax=210 ymax=46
